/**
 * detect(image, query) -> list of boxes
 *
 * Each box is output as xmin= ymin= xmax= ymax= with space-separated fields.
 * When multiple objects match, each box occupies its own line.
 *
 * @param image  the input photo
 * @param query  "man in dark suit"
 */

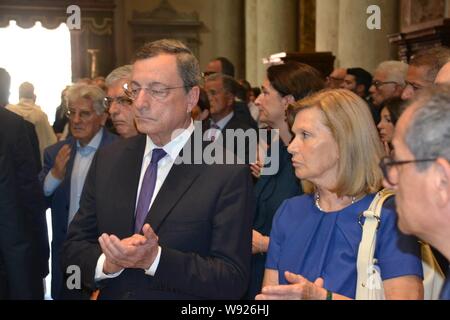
xmin=61 ymin=39 xmax=254 ymax=299
xmin=204 ymin=73 xmax=257 ymax=164
xmin=39 ymin=84 xmax=117 ymax=299
xmin=0 ymin=107 xmax=45 ymax=299
xmin=1 ymin=67 xmax=48 ymax=299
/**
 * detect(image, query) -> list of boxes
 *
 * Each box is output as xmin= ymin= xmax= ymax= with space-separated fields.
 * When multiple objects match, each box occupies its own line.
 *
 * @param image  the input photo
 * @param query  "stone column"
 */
xmin=338 ymin=0 xmax=399 ymax=72
xmin=245 ymin=0 xmax=298 ymax=86
xmin=316 ymin=0 xmax=340 ymax=62
xmin=211 ymin=0 xmax=245 ymax=78
xmin=316 ymin=0 xmax=399 ymax=72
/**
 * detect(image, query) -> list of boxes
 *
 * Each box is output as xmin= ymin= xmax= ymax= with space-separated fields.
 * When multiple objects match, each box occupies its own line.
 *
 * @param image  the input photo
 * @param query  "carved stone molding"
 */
xmin=390 ymin=0 xmax=450 ymax=62
xmin=128 ymin=0 xmax=203 ymax=56
xmin=0 ymin=0 xmax=116 ymax=80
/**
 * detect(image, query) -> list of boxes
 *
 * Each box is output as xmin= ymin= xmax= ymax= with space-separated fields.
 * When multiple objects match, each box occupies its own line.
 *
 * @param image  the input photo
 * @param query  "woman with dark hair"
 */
xmin=246 ymin=61 xmax=324 ymax=298
xmin=377 ymin=97 xmax=406 ymax=154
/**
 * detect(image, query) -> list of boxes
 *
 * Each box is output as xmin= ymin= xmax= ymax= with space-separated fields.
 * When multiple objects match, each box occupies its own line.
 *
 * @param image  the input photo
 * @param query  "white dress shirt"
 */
xmin=95 ymin=121 xmax=195 ymax=281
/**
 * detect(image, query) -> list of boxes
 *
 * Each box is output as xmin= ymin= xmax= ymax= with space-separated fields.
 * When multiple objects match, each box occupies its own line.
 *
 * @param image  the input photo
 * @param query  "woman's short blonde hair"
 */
xmin=287 ymin=89 xmax=384 ymax=197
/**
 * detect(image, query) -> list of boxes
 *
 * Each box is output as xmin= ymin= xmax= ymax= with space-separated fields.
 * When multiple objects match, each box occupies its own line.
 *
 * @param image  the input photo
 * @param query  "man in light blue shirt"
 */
xmin=39 ymin=84 xmax=117 ymax=299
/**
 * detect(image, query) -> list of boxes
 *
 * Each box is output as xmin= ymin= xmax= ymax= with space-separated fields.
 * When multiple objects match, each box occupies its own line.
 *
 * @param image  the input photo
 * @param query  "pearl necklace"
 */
xmin=314 ymin=192 xmax=356 ymax=212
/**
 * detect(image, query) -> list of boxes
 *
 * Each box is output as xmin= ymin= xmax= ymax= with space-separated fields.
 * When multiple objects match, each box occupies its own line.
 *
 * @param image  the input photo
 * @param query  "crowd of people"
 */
xmin=1 ymin=39 xmax=450 ymax=300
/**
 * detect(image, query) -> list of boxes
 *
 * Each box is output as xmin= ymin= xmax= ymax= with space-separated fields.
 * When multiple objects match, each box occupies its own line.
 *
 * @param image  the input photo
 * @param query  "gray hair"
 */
xmin=205 ymin=73 xmax=238 ymax=96
xmin=375 ymin=61 xmax=409 ymax=86
xmin=19 ymin=82 xmax=35 ymax=99
xmin=105 ymin=65 xmax=132 ymax=87
xmin=133 ymin=39 xmax=200 ymax=92
xmin=405 ymin=85 xmax=450 ymax=170
xmin=65 ymin=84 xmax=106 ymax=115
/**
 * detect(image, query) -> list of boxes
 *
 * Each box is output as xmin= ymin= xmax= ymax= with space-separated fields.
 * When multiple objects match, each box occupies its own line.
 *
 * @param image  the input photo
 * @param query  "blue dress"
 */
xmin=266 ymin=193 xmax=423 ymax=299
xmin=246 ymin=143 xmax=301 ymax=299
xmin=440 ymin=269 xmax=450 ymax=300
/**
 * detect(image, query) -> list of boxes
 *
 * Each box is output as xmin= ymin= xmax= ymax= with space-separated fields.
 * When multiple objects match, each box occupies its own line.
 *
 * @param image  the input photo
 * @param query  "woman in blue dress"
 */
xmin=256 ymin=89 xmax=423 ymax=300
xmin=245 ymin=62 xmax=324 ymax=299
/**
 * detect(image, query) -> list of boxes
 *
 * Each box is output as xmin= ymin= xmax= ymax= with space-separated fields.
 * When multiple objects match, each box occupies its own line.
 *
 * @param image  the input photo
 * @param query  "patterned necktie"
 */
xmin=210 ymin=123 xmax=220 ymax=142
xmin=134 ymin=148 xmax=167 ymax=233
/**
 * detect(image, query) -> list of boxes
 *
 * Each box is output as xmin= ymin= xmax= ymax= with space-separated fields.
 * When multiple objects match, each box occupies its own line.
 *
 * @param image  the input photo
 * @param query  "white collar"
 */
xmin=144 ymin=121 xmax=195 ymax=161
xmin=211 ymin=111 xmax=234 ymax=130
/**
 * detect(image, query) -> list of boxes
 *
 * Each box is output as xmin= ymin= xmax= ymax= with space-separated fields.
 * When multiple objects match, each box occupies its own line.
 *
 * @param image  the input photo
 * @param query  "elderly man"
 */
xmin=39 ymin=84 xmax=117 ymax=299
xmin=205 ymin=56 xmax=235 ymax=78
xmin=382 ymin=85 xmax=450 ymax=299
xmin=105 ymin=65 xmax=138 ymax=138
xmin=326 ymin=68 xmax=346 ymax=89
xmin=401 ymin=47 xmax=450 ymax=100
xmin=370 ymin=61 xmax=408 ymax=108
xmin=61 ymin=39 xmax=254 ymax=299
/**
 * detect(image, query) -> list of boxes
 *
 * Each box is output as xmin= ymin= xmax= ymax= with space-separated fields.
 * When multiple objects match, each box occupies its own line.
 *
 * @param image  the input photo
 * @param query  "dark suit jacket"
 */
xmin=61 ymin=132 xmax=255 ymax=299
xmin=203 ymin=112 xmax=257 ymax=164
xmin=234 ymin=101 xmax=258 ymax=130
xmin=0 ymin=108 xmax=45 ymax=299
xmin=39 ymin=128 xmax=117 ymax=298
xmin=24 ymin=120 xmax=42 ymax=171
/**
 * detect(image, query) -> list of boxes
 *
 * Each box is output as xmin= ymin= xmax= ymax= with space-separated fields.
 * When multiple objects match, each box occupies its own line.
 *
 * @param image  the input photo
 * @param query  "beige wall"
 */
xmin=316 ymin=0 xmax=400 ymax=73
xmin=245 ymin=0 xmax=298 ymax=86
xmin=114 ymin=0 xmax=245 ymax=78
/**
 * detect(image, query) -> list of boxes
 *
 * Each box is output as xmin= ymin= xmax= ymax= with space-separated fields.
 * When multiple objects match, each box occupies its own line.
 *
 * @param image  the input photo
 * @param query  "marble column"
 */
xmin=316 ymin=0 xmax=340 ymax=61
xmin=211 ymin=0 xmax=245 ymax=78
xmin=337 ymin=0 xmax=399 ymax=72
xmin=245 ymin=0 xmax=298 ymax=86
xmin=316 ymin=0 xmax=399 ymax=72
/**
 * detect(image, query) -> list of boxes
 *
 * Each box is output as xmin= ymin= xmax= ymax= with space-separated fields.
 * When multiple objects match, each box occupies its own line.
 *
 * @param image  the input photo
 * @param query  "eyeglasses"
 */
xmin=379 ymin=156 xmax=436 ymax=185
xmin=123 ymin=82 xmax=190 ymax=101
xmin=371 ymin=80 xmax=399 ymax=89
xmin=203 ymin=71 xmax=217 ymax=77
xmin=65 ymin=108 xmax=96 ymax=121
xmin=404 ymin=80 xmax=428 ymax=92
xmin=103 ymin=96 xmax=132 ymax=109
xmin=326 ymin=76 xmax=345 ymax=82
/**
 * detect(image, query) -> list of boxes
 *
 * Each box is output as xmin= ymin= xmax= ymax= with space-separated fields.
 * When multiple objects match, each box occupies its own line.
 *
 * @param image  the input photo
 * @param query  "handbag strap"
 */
xmin=355 ymin=189 xmax=395 ymax=300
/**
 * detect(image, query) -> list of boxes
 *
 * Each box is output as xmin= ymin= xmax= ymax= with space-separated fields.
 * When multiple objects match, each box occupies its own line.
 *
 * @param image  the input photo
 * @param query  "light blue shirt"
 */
xmin=68 ymin=128 xmax=104 ymax=225
xmin=212 ymin=111 xmax=234 ymax=131
xmin=43 ymin=128 xmax=104 ymax=225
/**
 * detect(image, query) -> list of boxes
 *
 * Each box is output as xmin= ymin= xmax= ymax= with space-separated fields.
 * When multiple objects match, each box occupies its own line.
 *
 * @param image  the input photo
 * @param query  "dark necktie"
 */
xmin=134 ymin=148 xmax=167 ymax=233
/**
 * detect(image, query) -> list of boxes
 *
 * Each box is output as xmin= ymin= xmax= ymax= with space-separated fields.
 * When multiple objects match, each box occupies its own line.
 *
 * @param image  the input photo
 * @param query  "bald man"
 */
xmin=435 ymin=61 xmax=450 ymax=84
xmin=326 ymin=68 xmax=346 ymax=89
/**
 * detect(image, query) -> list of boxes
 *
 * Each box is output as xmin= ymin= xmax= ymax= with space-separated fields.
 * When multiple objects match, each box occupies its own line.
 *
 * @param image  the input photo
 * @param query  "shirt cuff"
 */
xmin=144 ymin=246 xmax=162 ymax=276
xmin=94 ymin=253 xmax=124 ymax=281
xmin=43 ymin=170 xmax=62 ymax=196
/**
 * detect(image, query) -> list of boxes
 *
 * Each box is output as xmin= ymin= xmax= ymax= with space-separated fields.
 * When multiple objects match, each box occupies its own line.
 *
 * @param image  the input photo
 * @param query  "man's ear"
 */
xmin=186 ymin=86 xmax=200 ymax=113
xmin=431 ymin=158 xmax=450 ymax=208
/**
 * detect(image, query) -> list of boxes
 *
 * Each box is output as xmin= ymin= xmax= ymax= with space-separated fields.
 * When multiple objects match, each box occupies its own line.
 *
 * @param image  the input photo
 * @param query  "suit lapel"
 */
xmin=114 ymin=135 xmax=146 ymax=235
xmin=146 ymin=136 xmax=204 ymax=232
xmin=63 ymin=138 xmax=77 ymax=204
